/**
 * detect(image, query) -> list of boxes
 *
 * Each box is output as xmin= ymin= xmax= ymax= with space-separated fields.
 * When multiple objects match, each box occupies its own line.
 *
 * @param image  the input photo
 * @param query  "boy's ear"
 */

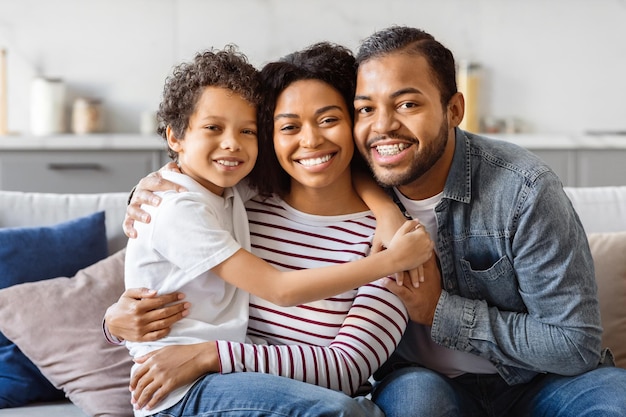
xmin=166 ymin=125 xmax=183 ymax=151
xmin=447 ymin=92 xmax=465 ymax=128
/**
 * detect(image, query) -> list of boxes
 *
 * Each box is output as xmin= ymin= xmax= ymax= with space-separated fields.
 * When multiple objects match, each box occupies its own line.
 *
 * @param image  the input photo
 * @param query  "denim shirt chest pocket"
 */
xmin=455 ymin=237 xmax=526 ymax=312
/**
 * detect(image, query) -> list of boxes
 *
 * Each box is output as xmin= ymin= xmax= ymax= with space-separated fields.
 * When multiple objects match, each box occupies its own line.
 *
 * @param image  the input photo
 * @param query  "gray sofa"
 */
xmin=0 ymin=187 xmax=624 ymax=416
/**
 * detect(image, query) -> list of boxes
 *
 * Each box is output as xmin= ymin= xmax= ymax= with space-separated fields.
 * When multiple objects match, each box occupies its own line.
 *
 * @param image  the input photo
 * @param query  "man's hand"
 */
xmin=123 ymin=162 xmax=186 ymax=238
xmin=382 ymin=254 xmax=442 ymax=325
xmin=105 ymin=288 xmax=189 ymax=342
xmin=130 ymin=342 xmax=217 ymax=411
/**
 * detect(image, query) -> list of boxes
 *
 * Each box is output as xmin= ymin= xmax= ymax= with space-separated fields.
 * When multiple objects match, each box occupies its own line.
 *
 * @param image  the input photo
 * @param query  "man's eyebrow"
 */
xmin=391 ymin=87 xmax=422 ymax=99
xmin=354 ymin=87 xmax=423 ymax=102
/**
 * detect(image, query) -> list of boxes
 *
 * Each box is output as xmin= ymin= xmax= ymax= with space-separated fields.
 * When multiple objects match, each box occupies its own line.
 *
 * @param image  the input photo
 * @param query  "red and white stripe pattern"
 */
xmin=217 ymin=195 xmax=408 ymax=395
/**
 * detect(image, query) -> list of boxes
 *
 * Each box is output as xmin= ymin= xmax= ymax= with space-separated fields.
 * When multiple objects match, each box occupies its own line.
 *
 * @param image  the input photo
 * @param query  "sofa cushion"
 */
xmin=0 ymin=249 xmax=133 ymax=417
xmin=588 ymin=232 xmax=626 ymax=369
xmin=0 ymin=211 xmax=109 ymax=408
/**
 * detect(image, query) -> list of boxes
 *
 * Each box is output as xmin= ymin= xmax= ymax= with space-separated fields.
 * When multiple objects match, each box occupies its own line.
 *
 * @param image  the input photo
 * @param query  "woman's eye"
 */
xmin=279 ymin=124 xmax=297 ymax=133
xmin=320 ymin=117 xmax=338 ymax=125
xmin=242 ymin=129 xmax=257 ymax=136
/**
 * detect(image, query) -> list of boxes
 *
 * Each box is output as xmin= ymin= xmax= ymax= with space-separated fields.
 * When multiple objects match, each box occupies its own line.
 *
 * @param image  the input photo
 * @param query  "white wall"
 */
xmin=1 ymin=0 xmax=625 ymax=135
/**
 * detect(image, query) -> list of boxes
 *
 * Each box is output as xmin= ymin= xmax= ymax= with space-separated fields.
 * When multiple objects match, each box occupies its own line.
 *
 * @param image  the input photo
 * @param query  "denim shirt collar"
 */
xmin=442 ymin=128 xmax=472 ymax=205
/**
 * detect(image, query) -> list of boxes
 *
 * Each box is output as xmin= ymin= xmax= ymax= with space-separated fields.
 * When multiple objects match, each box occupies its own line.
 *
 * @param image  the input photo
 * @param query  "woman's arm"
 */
xmin=352 ymin=170 xmax=407 ymax=250
xmin=217 ymin=280 xmax=408 ymax=396
xmin=352 ymin=171 xmax=424 ymax=287
xmin=129 ymin=280 xmax=408 ymax=408
xmin=123 ymin=162 xmax=184 ymax=238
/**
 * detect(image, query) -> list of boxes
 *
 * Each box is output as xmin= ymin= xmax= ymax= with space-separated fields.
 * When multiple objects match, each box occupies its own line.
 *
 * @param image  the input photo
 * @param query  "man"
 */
xmin=352 ymin=25 xmax=626 ymax=417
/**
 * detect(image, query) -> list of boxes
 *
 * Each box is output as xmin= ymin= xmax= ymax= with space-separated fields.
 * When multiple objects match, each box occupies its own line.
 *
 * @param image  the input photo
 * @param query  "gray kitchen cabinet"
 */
xmin=0 ymin=149 xmax=166 ymax=193
xmin=576 ymin=150 xmax=626 ymax=187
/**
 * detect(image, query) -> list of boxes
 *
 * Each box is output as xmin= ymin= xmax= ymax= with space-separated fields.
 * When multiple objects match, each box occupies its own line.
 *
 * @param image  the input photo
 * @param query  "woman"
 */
xmin=107 ymin=42 xmax=423 ymax=417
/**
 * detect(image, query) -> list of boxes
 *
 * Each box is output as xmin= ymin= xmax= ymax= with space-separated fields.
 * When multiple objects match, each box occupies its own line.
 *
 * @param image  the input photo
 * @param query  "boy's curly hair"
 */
xmin=157 ymin=44 xmax=261 ymax=161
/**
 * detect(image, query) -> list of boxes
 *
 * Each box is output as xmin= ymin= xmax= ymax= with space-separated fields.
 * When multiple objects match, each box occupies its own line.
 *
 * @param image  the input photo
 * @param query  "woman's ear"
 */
xmin=447 ymin=92 xmax=465 ymax=128
xmin=166 ymin=125 xmax=183 ymax=152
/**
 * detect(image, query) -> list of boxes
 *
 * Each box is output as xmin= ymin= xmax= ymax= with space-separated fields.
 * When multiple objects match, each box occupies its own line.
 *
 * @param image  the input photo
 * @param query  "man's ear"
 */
xmin=447 ymin=92 xmax=465 ymax=128
xmin=166 ymin=125 xmax=183 ymax=152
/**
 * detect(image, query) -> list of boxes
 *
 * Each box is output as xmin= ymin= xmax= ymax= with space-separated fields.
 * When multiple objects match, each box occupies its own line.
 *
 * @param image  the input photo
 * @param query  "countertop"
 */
xmin=0 ymin=133 xmax=625 ymax=150
xmin=0 ymin=133 xmax=165 ymax=150
xmin=489 ymin=133 xmax=626 ymax=149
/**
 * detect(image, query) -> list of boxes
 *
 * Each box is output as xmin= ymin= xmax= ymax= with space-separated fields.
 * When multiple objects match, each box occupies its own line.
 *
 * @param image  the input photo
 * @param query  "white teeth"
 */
xmin=217 ymin=160 xmax=240 ymax=167
xmin=376 ymin=143 xmax=410 ymax=156
xmin=298 ymin=154 xmax=332 ymax=167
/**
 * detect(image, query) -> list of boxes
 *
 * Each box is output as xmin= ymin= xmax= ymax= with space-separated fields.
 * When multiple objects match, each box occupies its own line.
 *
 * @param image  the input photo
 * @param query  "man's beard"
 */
xmin=367 ymin=118 xmax=449 ymax=188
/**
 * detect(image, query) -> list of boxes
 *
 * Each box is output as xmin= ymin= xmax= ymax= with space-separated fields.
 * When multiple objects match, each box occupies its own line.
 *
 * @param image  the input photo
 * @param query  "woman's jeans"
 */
xmin=371 ymin=365 xmax=626 ymax=417
xmin=152 ymin=372 xmax=384 ymax=417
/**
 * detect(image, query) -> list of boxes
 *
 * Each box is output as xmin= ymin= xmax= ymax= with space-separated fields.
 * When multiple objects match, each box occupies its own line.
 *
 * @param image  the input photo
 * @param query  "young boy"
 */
xmin=124 ymin=45 xmax=433 ymax=416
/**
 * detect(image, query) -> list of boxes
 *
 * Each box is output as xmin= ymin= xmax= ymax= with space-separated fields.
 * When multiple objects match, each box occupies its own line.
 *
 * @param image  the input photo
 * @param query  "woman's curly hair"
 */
xmin=157 ymin=44 xmax=261 ymax=161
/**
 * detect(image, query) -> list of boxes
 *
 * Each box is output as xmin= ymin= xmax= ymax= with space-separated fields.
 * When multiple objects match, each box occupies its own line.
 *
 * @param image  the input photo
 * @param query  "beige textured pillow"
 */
xmin=587 ymin=232 xmax=626 ymax=369
xmin=0 ymin=249 xmax=132 ymax=417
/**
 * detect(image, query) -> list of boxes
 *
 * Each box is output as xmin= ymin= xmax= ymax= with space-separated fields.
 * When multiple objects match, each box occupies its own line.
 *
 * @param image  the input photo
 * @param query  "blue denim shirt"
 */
xmin=423 ymin=129 xmax=602 ymax=385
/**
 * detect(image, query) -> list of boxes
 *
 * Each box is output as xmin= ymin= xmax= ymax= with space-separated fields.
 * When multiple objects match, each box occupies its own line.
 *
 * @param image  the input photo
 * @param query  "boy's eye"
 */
xmin=242 ymin=129 xmax=257 ymax=136
xmin=205 ymin=125 xmax=220 ymax=131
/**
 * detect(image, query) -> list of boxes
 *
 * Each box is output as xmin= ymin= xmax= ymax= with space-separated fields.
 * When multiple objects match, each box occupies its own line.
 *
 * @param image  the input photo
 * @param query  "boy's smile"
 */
xmin=167 ymin=86 xmax=258 ymax=196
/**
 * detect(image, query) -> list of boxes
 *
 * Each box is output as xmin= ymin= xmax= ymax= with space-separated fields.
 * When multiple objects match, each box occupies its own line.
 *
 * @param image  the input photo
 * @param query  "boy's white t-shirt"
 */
xmin=124 ymin=171 xmax=252 ymax=416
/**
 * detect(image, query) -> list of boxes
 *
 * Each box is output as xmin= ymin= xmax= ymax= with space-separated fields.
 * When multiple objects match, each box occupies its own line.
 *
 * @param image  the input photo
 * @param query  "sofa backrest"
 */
xmin=0 ymin=191 xmax=128 ymax=255
xmin=564 ymin=186 xmax=626 ymax=234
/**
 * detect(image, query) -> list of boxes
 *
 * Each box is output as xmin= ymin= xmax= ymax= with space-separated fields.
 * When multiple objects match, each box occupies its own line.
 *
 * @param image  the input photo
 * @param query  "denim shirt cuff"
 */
xmin=432 ymin=290 xmax=476 ymax=351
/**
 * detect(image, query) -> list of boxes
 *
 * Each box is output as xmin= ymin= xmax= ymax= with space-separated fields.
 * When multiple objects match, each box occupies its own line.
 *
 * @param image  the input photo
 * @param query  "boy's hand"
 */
xmin=123 ymin=162 xmax=186 ymax=238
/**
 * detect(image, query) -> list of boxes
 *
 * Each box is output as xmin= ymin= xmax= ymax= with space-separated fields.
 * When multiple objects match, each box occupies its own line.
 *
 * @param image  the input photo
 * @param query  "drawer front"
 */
xmin=0 ymin=150 xmax=164 ymax=193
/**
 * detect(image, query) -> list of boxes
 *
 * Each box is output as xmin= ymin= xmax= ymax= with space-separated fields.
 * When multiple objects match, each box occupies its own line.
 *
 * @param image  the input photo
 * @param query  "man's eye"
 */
xmin=357 ymin=106 xmax=372 ymax=114
xmin=399 ymin=102 xmax=417 ymax=109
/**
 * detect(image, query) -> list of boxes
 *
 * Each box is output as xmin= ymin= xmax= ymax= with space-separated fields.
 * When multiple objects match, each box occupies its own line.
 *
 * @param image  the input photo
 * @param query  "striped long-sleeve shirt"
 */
xmin=216 ymin=195 xmax=408 ymax=396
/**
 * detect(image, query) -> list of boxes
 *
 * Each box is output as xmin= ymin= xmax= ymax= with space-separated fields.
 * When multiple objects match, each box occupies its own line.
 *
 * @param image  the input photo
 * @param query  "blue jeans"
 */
xmin=371 ymin=365 xmax=626 ymax=417
xmin=152 ymin=372 xmax=384 ymax=417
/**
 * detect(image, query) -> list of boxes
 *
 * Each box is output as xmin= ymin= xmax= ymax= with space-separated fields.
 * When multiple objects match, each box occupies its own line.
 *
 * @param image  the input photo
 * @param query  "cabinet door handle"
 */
xmin=47 ymin=163 xmax=103 ymax=171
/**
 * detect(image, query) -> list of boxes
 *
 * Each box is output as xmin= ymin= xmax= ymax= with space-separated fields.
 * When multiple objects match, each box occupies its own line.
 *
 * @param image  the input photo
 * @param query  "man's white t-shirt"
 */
xmin=393 ymin=189 xmax=496 ymax=377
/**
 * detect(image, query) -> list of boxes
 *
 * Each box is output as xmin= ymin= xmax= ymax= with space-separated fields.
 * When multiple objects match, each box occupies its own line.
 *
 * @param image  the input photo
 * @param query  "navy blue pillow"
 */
xmin=0 ymin=211 xmax=108 ymax=408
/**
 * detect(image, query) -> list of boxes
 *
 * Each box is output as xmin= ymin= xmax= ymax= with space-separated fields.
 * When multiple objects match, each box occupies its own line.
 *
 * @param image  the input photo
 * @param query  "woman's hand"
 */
xmin=130 ymin=342 xmax=218 ymax=411
xmin=123 ymin=162 xmax=186 ymax=239
xmin=105 ymin=288 xmax=189 ymax=342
